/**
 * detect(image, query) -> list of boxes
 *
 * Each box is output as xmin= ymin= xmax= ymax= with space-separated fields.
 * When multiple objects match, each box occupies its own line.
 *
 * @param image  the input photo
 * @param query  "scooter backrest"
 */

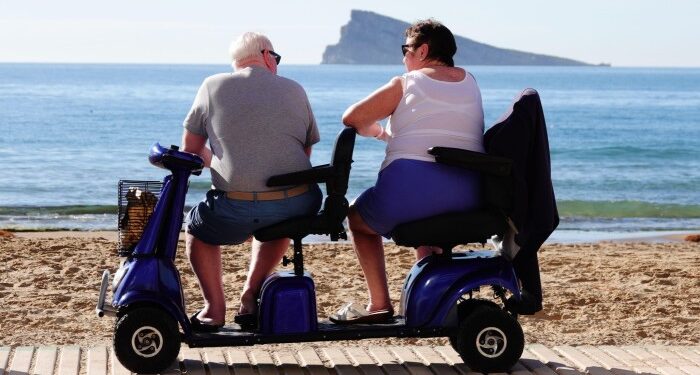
xmin=484 ymin=88 xmax=548 ymax=217
xmin=326 ymin=127 xmax=356 ymax=197
xmin=321 ymin=127 xmax=356 ymax=224
xmin=428 ymin=147 xmax=513 ymax=215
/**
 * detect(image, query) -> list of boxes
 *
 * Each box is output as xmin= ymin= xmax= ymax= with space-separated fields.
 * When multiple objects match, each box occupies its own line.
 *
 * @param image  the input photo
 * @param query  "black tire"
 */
xmin=448 ymin=298 xmax=501 ymax=351
xmin=448 ymin=334 xmax=460 ymax=351
xmin=454 ymin=304 xmax=524 ymax=373
xmin=113 ymin=307 xmax=181 ymax=374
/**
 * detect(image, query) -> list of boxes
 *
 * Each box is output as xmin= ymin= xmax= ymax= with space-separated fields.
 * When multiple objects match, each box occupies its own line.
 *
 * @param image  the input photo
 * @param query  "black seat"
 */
xmin=254 ymin=127 xmax=356 ymax=275
xmin=391 ymin=147 xmax=513 ymax=252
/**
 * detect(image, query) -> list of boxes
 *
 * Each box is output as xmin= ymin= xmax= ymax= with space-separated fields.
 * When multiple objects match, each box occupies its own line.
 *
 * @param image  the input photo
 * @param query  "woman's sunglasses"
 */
xmin=401 ymin=44 xmax=414 ymax=56
xmin=262 ymin=50 xmax=282 ymax=65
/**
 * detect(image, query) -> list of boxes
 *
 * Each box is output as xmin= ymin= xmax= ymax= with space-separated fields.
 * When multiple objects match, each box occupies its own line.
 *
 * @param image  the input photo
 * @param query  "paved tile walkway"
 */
xmin=1 ymin=345 xmax=699 ymax=375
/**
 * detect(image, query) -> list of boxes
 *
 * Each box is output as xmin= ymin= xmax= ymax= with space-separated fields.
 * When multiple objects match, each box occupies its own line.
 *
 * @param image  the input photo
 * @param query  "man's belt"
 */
xmin=225 ymin=184 xmax=309 ymax=201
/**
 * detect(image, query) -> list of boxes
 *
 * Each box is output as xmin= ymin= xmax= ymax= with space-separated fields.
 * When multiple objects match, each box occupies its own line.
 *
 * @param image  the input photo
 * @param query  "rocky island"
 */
xmin=323 ymin=10 xmax=592 ymax=66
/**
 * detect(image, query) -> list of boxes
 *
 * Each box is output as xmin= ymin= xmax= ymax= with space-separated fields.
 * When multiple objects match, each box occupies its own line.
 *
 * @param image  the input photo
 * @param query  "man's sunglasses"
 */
xmin=401 ymin=44 xmax=414 ymax=56
xmin=262 ymin=49 xmax=282 ymax=65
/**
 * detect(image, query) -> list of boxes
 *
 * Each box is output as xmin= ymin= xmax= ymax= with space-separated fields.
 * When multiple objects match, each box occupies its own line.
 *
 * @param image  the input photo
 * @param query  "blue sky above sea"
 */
xmin=2 ymin=0 xmax=700 ymax=67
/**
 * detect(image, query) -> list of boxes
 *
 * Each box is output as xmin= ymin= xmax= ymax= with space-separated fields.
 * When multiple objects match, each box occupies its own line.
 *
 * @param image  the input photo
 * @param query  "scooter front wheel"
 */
xmin=113 ymin=307 xmax=181 ymax=373
xmin=454 ymin=304 xmax=524 ymax=373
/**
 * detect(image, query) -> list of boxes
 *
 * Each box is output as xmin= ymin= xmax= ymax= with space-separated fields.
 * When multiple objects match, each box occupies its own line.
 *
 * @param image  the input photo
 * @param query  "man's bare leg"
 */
xmin=238 ymin=237 xmax=290 ymax=314
xmin=186 ymin=233 xmax=225 ymax=325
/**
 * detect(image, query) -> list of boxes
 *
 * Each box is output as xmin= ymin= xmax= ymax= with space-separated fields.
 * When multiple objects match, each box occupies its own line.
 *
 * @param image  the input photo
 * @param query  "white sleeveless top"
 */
xmin=381 ymin=70 xmax=484 ymax=170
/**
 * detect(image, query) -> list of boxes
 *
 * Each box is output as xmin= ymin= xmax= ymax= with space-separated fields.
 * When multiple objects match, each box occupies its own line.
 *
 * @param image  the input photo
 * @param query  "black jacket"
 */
xmin=484 ymin=89 xmax=559 ymax=249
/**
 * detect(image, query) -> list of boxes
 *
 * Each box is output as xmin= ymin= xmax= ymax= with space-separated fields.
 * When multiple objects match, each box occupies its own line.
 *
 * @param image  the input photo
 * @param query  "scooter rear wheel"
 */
xmin=113 ymin=307 xmax=181 ymax=374
xmin=454 ymin=304 xmax=524 ymax=373
xmin=449 ymin=298 xmax=501 ymax=350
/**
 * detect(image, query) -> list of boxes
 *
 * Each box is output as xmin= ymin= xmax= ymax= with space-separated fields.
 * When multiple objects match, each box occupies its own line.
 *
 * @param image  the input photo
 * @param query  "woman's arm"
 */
xmin=182 ymin=130 xmax=212 ymax=168
xmin=342 ymin=76 xmax=403 ymax=138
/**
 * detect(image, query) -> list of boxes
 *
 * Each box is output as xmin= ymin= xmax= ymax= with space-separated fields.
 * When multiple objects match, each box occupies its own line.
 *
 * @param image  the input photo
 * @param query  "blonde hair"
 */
xmin=228 ymin=32 xmax=273 ymax=66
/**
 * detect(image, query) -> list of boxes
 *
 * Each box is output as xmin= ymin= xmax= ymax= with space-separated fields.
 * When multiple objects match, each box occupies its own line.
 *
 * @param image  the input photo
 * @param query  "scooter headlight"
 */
xmin=112 ymin=258 xmax=128 ymax=290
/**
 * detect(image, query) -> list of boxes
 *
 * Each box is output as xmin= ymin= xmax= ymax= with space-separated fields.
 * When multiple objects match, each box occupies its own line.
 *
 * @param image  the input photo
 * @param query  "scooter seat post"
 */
xmin=292 ymin=237 xmax=304 ymax=276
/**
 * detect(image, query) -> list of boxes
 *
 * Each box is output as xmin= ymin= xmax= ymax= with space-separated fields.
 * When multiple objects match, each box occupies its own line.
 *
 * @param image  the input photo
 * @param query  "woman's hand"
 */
xmin=372 ymin=122 xmax=389 ymax=142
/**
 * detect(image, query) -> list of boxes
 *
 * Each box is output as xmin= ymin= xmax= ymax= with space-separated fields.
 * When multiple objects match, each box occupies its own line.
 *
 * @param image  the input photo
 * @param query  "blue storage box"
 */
xmin=258 ymin=271 xmax=318 ymax=334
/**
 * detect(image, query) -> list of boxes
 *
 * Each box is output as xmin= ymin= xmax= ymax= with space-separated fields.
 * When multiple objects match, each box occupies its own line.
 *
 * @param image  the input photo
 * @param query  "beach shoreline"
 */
xmin=1 ymin=230 xmax=698 ymax=347
xmin=7 ymin=229 xmax=699 ymax=243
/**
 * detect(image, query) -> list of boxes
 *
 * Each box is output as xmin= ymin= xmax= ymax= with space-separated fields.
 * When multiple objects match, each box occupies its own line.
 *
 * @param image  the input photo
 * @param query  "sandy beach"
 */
xmin=0 ymin=231 xmax=698 ymax=348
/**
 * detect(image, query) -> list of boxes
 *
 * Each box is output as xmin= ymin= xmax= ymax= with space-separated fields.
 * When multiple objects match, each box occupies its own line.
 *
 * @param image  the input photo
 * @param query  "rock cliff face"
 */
xmin=323 ymin=10 xmax=590 ymax=66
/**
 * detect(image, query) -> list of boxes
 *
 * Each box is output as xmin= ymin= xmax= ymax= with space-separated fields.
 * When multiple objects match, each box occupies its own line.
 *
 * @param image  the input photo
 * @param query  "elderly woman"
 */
xmin=331 ymin=20 xmax=484 ymax=324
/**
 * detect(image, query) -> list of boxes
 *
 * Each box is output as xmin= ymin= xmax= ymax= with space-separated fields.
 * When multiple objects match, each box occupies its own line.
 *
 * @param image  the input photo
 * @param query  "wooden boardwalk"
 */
xmin=1 ymin=345 xmax=699 ymax=375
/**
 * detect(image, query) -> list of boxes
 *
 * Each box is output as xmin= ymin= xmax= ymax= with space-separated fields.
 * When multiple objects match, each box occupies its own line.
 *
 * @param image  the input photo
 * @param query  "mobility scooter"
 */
xmin=97 ymin=126 xmax=525 ymax=374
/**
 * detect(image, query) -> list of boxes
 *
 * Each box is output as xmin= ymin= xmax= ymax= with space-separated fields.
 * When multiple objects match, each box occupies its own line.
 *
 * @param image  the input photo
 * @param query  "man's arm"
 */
xmin=182 ymin=129 xmax=212 ymax=168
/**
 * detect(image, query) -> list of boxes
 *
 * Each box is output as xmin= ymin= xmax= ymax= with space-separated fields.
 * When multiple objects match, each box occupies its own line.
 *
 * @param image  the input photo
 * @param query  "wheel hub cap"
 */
xmin=131 ymin=326 xmax=163 ymax=358
xmin=475 ymin=326 xmax=507 ymax=358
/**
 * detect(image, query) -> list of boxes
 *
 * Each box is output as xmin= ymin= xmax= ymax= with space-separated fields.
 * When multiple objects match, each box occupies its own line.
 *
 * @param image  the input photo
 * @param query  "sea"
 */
xmin=1 ymin=63 xmax=699 ymax=242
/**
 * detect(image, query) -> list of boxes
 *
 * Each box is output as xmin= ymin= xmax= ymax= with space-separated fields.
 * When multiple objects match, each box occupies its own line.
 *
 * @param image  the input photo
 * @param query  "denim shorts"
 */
xmin=185 ymin=184 xmax=322 ymax=245
xmin=354 ymin=159 xmax=481 ymax=238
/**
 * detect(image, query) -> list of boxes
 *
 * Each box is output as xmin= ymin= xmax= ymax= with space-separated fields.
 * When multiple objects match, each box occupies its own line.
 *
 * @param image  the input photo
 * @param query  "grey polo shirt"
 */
xmin=184 ymin=66 xmax=320 ymax=192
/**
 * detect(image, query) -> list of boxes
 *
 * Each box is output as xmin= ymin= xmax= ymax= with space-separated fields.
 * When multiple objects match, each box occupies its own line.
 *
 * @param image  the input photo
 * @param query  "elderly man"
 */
xmin=182 ymin=32 xmax=322 ymax=331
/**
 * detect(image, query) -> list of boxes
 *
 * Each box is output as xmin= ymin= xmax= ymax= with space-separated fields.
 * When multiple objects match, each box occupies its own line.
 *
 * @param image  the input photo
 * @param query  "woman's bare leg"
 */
xmin=347 ymin=207 xmax=392 ymax=312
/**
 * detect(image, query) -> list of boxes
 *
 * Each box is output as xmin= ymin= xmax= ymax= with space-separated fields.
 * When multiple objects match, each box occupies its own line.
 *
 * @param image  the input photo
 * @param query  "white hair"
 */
xmin=228 ymin=32 xmax=273 ymax=66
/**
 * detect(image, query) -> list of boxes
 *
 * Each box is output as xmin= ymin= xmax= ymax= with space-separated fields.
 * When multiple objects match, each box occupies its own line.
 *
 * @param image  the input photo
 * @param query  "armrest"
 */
xmin=428 ymin=147 xmax=512 ymax=177
xmin=267 ymin=164 xmax=335 ymax=187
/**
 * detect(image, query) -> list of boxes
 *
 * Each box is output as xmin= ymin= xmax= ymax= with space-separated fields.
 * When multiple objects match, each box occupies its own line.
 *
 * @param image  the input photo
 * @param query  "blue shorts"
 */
xmin=185 ymin=184 xmax=322 ymax=245
xmin=354 ymin=159 xmax=481 ymax=238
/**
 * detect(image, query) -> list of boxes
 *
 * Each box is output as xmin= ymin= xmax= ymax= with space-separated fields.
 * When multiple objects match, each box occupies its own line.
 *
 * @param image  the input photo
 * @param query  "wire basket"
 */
xmin=117 ymin=180 xmax=163 ymax=255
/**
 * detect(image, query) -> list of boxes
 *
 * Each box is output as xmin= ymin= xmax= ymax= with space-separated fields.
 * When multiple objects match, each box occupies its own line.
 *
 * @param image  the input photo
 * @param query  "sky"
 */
xmin=1 ymin=0 xmax=699 ymax=67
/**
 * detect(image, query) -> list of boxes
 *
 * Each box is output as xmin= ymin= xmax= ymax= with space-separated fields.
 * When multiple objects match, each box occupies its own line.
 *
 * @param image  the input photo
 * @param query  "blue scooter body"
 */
xmin=400 ymin=251 xmax=520 ymax=328
xmin=109 ymin=144 xmax=200 ymax=334
xmin=105 ymin=141 xmax=521 ymax=342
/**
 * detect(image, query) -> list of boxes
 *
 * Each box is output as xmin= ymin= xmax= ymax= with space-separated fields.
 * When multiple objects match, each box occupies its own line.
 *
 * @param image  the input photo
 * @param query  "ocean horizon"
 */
xmin=1 ymin=63 xmax=698 ymax=241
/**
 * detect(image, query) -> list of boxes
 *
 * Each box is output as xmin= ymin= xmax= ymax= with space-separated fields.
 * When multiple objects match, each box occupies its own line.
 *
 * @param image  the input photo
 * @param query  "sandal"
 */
xmin=329 ymin=302 xmax=394 ymax=325
xmin=233 ymin=312 xmax=258 ymax=329
xmin=190 ymin=310 xmax=224 ymax=332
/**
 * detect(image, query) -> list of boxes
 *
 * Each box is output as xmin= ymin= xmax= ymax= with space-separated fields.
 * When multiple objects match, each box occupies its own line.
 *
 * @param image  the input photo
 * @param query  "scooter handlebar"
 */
xmin=149 ymin=143 xmax=204 ymax=174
